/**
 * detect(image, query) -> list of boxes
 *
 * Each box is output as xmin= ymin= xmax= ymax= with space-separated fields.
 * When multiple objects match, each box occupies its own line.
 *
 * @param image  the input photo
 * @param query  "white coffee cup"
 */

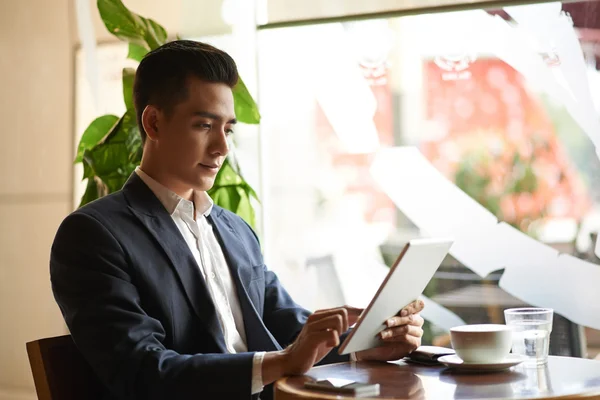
xmin=450 ymin=324 xmax=513 ymax=364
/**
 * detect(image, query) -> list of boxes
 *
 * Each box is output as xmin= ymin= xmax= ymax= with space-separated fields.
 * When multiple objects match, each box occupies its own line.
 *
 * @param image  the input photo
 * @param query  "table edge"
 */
xmin=274 ymin=357 xmax=600 ymax=400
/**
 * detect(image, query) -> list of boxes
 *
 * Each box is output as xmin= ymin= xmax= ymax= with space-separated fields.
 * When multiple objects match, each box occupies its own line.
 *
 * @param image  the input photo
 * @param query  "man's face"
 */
xmin=149 ymin=77 xmax=236 ymax=193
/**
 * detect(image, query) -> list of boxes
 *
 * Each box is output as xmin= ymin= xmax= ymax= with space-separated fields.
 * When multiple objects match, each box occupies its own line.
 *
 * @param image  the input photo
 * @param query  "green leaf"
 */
xmin=97 ymin=0 xmax=149 ymax=47
xmin=145 ymin=18 xmax=168 ymax=49
xmin=83 ymin=109 xmax=140 ymax=193
xmin=79 ymin=178 xmax=100 ymax=208
xmin=210 ymin=185 xmax=256 ymax=228
xmin=227 ymin=187 xmax=242 ymax=213
xmin=213 ymin=187 xmax=239 ymax=213
xmin=208 ymin=158 xmax=259 ymax=228
xmin=127 ymin=129 xmax=143 ymax=164
xmin=209 ymin=159 xmax=260 ymax=199
xmin=97 ymin=0 xmax=168 ymax=50
xmin=210 ymin=186 xmax=228 ymax=206
xmin=75 ymin=115 xmax=119 ymax=163
xmin=127 ymin=43 xmax=148 ymax=62
xmin=211 ymin=158 xmax=241 ymax=187
xmin=122 ymin=67 xmax=135 ymax=110
xmin=235 ymin=190 xmax=256 ymax=228
xmin=241 ymin=182 xmax=260 ymax=202
xmin=82 ymin=158 xmax=94 ymax=180
xmin=100 ymin=171 xmax=132 ymax=193
xmin=233 ymin=77 xmax=260 ymax=124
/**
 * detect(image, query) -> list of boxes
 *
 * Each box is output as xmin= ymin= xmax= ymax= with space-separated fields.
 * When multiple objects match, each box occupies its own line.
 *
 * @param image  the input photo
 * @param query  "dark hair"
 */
xmin=133 ymin=40 xmax=239 ymax=143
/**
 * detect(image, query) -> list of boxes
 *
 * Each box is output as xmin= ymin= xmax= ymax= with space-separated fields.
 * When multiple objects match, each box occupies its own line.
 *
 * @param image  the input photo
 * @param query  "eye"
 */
xmin=194 ymin=122 xmax=212 ymax=130
xmin=225 ymin=128 xmax=235 ymax=136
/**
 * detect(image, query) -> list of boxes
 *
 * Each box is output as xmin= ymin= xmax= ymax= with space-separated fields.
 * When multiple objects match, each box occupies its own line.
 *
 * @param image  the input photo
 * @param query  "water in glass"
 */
xmin=511 ymin=320 xmax=552 ymax=365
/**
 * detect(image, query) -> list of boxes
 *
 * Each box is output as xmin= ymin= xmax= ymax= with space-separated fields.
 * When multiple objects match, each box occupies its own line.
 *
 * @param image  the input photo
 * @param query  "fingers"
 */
xmin=404 ymin=334 xmax=421 ymax=351
xmin=386 ymin=313 xmax=424 ymax=328
xmin=342 ymin=305 xmax=364 ymax=326
xmin=306 ymin=314 xmax=345 ymax=337
xmin=380 ymin=324 xmax=423 ymax=341
xmin=311 ymin=307 xmax=349 ymax=323
xmin=409 ymin=314 xmax=424 ymax=328
xmin=385 ymin=315 xmax=412 ymax=328
xmin=312 ymin=305 xmax=363 ymax=326
xmin=308 ymin=329 xmax=340 ymax=348
xmin=283 ymin=307 xmax=359 ymax=376
xmin=384 ymin=300 xmax=425 ymax=329
xmin=371 ymin=334 xmax=422 ymax=357
xmin=282 ymin=328 xmax=340 ymax=375
xmin=308 ymin=306 xmax=356 ymax=333
xmin=379 ymin=332 xmax=422 ymax=352
xmin=399 ymin=299 xmax=425 ymax=317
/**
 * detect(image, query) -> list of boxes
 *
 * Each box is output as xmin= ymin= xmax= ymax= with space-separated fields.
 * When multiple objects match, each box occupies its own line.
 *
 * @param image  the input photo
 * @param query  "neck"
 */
xmin=139 ymin=159 xmax=194 ymax=201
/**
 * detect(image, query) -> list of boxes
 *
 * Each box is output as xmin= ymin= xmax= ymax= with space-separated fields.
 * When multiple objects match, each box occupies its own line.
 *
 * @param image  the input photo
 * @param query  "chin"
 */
xmin=194 ymin=178 xmax=215 ymax=192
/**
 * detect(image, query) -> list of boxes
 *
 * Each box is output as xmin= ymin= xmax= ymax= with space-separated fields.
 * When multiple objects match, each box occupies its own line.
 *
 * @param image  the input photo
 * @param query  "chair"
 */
xmin=26 ymin=335 xmax=107 ymax=400
xmin=549 ymin=312 xmax=587 ymax=358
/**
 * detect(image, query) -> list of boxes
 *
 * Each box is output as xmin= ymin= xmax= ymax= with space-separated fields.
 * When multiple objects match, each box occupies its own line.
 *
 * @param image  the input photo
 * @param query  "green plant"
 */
xmin=454 ymin=148 xmax=540 ymax=232
xmin=76 ymin=0 xmax=260 ymax=228
xmin=454 ymin=151 xmax=502 ymax=217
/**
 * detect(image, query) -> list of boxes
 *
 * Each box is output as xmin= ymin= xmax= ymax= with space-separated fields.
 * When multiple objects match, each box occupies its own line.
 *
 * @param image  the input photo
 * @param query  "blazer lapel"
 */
xmin=122 ymin=174 xmax=227 ymax=352
xmin=209 ymin=209 xmax=281 ymax=352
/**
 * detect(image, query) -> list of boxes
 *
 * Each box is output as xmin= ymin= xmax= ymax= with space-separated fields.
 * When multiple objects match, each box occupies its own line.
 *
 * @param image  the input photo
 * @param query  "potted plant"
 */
xmin=75 ymin=0 xmax=260 ymax=227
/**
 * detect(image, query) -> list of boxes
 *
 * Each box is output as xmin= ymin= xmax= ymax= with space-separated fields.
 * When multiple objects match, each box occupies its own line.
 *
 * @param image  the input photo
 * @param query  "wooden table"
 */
xmin=275 ymin=356 xmax=600 ymax=399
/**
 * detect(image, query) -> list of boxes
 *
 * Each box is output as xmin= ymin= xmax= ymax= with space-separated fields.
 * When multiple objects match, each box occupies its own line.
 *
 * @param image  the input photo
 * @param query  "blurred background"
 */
xmin=2 ymin=0 xmax=600 ymax=398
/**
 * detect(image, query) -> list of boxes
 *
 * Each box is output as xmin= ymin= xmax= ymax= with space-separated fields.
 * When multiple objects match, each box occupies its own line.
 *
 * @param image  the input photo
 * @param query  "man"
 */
xmin=50 ymin=40 xmax=424 ymax=400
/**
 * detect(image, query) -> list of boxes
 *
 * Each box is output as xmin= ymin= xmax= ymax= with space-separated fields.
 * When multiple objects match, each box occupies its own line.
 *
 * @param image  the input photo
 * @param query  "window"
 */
xmin=257 ymin=0 xmax=600 ymax=357
xmin=74 ymin=0 xmax=600 ymax=358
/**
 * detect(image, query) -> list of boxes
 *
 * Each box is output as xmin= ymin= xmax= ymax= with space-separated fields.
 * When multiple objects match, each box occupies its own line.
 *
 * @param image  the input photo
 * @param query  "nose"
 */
xmin=210 ymin=127 xmax=229 ymax=157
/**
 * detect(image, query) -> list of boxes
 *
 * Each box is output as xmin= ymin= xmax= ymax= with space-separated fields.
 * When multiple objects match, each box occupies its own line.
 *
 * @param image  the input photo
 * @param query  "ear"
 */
xmin=141 ymin=105 xmax=160 ymax=141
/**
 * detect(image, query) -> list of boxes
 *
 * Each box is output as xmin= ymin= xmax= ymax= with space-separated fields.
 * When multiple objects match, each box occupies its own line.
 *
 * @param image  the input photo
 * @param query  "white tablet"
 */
xmin=338 ymin=237 xmax=453 ymax=355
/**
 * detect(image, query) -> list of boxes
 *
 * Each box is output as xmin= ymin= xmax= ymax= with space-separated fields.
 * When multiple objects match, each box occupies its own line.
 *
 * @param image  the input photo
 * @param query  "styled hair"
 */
xmin=133 ymin=40 xmax=239 ymax=143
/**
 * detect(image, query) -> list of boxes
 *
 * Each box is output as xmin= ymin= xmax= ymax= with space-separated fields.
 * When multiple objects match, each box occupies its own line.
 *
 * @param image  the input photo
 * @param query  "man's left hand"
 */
xmin=355 ymin=299 xmax=425 ymax=362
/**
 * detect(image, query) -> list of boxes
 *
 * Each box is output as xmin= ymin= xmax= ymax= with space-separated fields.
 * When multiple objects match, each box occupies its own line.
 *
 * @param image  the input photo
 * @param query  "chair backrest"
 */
xmin=26 ymin=335 xmax=107 ymax=400
xmin=549 ymin=313 xmax=587 ymax=358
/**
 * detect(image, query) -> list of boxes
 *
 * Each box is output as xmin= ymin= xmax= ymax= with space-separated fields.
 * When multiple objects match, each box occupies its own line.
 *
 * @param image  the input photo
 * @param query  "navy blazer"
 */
xmin=50 ymin=173 xmax=349 ymax=400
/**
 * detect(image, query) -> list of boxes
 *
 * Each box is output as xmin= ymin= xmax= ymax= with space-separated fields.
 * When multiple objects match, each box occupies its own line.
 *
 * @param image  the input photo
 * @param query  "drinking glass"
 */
xmin=504 ymin=308 xmax=553 ymax=366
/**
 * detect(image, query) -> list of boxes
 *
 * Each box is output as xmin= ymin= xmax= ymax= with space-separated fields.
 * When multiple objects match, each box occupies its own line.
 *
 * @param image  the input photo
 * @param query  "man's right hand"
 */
xmin=281 ymin=306 xmax=362 ymax=375
xmin=261 ymin=306 xmax=362 ymax=385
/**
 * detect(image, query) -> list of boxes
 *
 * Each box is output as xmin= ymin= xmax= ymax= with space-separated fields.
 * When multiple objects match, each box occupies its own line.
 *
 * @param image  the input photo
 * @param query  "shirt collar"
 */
xmin=135 ymin=167 xmax=214 ymax=219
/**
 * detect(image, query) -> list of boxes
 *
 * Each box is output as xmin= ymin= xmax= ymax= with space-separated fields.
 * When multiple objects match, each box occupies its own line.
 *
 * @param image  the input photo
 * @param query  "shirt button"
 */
xmin=210 ymin=272 xmax=216 ymax=279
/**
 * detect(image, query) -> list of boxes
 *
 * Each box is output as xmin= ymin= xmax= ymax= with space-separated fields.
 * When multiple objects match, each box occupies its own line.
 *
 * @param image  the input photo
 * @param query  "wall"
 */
xmin=0 ymin=1 xmax=229 ymax=398
xmin=0 ymin=0 xmax=75 ymax=398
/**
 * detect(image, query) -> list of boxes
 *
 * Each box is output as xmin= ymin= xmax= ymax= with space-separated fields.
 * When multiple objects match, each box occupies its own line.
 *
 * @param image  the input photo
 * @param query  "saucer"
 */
xmin=438 ymin=354 xmax=524 ymax=372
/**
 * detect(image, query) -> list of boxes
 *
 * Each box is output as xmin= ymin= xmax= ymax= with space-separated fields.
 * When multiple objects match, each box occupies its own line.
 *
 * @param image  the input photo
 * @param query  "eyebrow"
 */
xmin=192 ymin=111 xmax=237 ymax=124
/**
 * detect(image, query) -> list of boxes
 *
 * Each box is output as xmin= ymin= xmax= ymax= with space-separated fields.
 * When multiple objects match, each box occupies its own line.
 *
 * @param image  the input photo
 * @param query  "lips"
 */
xmin=199 ymin=163 xmax=220 ymax=169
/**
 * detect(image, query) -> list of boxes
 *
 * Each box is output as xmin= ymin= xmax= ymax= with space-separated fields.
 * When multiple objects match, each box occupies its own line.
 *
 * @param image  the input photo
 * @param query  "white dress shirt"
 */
xmin=136 ymin=167 xmax=265 ymax=395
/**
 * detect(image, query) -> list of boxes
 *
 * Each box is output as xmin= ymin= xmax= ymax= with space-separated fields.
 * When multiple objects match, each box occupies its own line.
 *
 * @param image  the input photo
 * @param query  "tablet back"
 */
xmin=338 ymin=237 xmax=453 ymax=355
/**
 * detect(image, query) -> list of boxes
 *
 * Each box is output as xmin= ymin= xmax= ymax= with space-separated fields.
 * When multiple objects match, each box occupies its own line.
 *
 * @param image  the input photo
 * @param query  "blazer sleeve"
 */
xmin=238 ymin=220 xmax=350 ymax=365
xmin=261 ymin=266 xmax=351 ymax=365
xmin=50 ymin=211 xmax=255 ymax=400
